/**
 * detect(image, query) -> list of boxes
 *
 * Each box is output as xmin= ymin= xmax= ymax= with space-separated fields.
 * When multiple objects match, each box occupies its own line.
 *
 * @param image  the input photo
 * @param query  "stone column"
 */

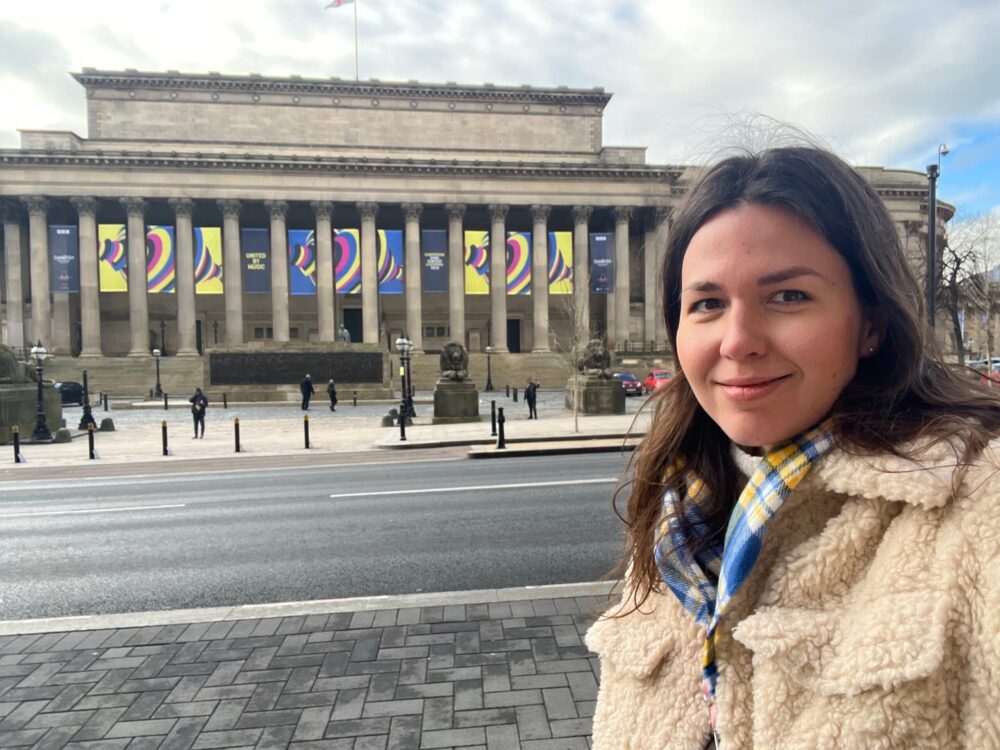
xmin=312 ymin=201 xmax=335 ymax=342
xmin=613 ymin=207 xmax=633 ymax=348
xmin=121 ymin=197 xmax=149 ymax=356
xmin=446 ymin=204 xmax=466 ymax=347
xmin=488 ymin=204 xmax=509 ymax=353
xmin=265 ymin=200 xmax=289 ymax=343
xmin=572 ymin=206 xmax=593 ymax=345
xmin=170 ymin=198 xmax=198 ymax=356
xmin=22 ymin=196 xmax=51 ymax=348
xmin=644 ymin=208 xmax=670 ymax=348
xmin=402 ymin=202 xmax=424 ymax=350
xmin=357 ymin=202 xmax=380 ymax=344
xmin=1 ymin=201 xmax=25 ymax=349
xmin=218 ymin=199 xmax=244 ymax=346
xmin=71 ymin=197 xmax=101 ymax=356
xmin=530 ymin=205 xmax=551 ymax=352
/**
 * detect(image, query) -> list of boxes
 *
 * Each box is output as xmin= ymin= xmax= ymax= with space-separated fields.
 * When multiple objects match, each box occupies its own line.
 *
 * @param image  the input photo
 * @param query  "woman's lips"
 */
xmin=715 ymin=375 xmax=789 ymax=401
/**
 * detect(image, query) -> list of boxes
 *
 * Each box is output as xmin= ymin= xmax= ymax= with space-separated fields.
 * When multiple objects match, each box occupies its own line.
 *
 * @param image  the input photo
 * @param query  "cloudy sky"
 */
xmin=2 ymin=0 xmax=998 ymax=215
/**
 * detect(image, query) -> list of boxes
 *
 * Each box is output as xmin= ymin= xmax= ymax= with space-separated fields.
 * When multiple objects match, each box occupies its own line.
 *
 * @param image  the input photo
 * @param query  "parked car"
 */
xmin=613 ymin=372 xmax=643 ymax=396
xmin=643 ymin=369 xmax=673 ymax=393
xmin=53 ymin=381 xmax=84 ymax=406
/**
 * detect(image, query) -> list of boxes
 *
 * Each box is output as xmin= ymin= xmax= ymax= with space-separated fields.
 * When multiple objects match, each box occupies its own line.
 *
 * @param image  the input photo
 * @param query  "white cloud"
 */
xmin=1 ymin=0 xmax=997 ymax=206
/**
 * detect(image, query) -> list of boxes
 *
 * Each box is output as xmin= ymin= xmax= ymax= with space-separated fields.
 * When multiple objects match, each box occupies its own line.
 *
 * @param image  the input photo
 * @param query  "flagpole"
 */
xmin=353 ymin=0 xmax=359 ymax=81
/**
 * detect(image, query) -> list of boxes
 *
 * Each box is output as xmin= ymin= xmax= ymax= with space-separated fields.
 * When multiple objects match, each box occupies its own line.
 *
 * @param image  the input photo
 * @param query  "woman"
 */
xmin=586 ymin=147 xmax=1000 ymax=749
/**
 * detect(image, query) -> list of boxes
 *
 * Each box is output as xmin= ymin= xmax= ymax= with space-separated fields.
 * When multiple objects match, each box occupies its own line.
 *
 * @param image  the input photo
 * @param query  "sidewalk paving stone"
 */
xmin=0 ymin=592 xmax=610 ymax=749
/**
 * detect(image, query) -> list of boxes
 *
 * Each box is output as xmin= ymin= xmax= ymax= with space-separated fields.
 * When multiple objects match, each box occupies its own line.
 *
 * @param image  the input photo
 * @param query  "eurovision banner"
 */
xmin=464 ymin=230 xmax=490 ymax=295
xmin=241 ymin=228 xmax=270 ymax=294
xmin=589 ymin=233 xmax=613 ymax=294
xmin=506 ymin=231 xmax=531 ymax=296
xmin=335 ymin=229 xmax=361 ymax=294
xmin=48 ymin=225 xmax=79 ymax=293
xmin=146 ymin=226 xmax=176 ymax=293
xmin=288 ymin=229 xmax=317 ymax=295
xmin=194 ymin=227 xmax=224 ymax=294
xmin=547 ymin=231 xmax=573 ymax=295
xmin=377 ymin=230 xmax=404 ymax=294
xmin=98 ymin=223 xmax=128 ymax=292
xmin=421 ymin=230 xmax=447 ymax=293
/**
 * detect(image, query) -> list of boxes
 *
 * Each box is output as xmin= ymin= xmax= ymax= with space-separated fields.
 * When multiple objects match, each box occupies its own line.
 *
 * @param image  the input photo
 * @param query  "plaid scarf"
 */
xmin=654 ymin=423 xmax=835 ymax=704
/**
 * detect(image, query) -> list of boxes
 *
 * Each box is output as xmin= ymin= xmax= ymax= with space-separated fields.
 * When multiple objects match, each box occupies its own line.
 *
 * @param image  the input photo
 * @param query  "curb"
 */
xmin=0 ymin=581 xmax=619 ymax=636
xmin=378 ymin=431 xmax=645 ymax=451
xmin=468 ymin=439 xmax=639 ymax=458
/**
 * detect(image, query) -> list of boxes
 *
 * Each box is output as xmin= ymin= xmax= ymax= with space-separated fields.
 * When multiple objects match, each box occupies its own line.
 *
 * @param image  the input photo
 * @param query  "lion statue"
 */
xmin=439 ymin=341 xmax=470 ymax=382
xmin=576 ymin=339 xmax=612 ymax=378
xmin=0 ymin=344 xmax=36 ymax=384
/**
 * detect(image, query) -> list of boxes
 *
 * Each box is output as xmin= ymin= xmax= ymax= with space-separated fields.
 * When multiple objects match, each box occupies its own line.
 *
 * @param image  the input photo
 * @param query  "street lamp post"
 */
xmin=153 ymin=348 xmax=163 ymax=398
xmin=395 ymin=334 xmax=414 ymax=441
xmin=30 ymin=341 xmax=52 ymax=443
xmin=485 ymin=345 xmax=494 ymax=392
xmin=159 ymin=320 xmax=167 ymax=355
xmin=926 ymin=143 xmax=949 ymax=328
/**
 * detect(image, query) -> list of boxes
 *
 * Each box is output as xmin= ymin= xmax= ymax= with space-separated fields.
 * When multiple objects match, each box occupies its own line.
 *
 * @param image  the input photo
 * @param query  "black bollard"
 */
xmin=353 ymin=391 xmax=357 ymax=407
xmin=234 ymin=418 xmax=241 ymax=453
xmin=513 ymin=387 xmax=518 ymax=403
xmin=163 ymin=392 xmax=169 ymax=410
xmin=88 ymin=424 xmax=96 ymax=460
xmin=490 ymin=400 xmax=497 ymax=437
xmin=506 ymin=384 xmax=510 ymax=397
xmin=161 ymin=420 xmax=168 ymax=456
xmin=12 ymin=425 xmax=21 ymax=464
xmin=304 ymin=414 xmax=311 ymax=449
xmin=223 ymin=392 xmax=228 ymax=409
xmin=497 ymin=407 xmax=506 ymax=449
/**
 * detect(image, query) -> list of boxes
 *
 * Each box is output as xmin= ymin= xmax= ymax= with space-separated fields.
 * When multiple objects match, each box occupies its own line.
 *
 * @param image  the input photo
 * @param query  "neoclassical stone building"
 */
xmin=0 ymin=69 xmax=944 ymax=381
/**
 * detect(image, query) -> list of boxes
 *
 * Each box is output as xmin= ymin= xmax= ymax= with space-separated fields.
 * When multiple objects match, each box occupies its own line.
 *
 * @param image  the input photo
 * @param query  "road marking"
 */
xmin=329 ymin=477 xmax=617 ymax=499
xmin=0 ymin=504 xmax=186 ymax=519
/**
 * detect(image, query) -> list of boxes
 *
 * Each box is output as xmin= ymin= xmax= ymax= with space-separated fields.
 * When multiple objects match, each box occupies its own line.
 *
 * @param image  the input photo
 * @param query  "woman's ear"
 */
xmin=859 ymin=306 xmax=886 ymax=357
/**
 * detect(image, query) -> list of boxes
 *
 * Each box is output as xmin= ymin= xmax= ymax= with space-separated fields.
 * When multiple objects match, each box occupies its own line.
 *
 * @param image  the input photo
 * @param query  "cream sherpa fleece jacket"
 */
xmin=585 ymin=441 xmax=1000 ymax=749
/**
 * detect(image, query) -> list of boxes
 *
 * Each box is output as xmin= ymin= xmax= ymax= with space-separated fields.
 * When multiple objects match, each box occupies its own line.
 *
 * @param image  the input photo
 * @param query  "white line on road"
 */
xmin=0 ymin=504 xmax=186 ymax=519
xmin=329 ymin=477 xmax=618 ymax=499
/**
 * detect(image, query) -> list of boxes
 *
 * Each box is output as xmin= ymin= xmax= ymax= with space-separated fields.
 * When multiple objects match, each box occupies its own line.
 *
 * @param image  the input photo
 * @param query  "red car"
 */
xmin=613 ymin=372 xmax=643 ymax=396
xmin=643 ymin=369 xmax=673 ymax=393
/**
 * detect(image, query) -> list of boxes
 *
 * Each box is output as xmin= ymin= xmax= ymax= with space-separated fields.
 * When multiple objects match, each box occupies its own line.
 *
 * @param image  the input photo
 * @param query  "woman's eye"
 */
xmin=771 ymin=290 xmax=809 ymax=304
xmin=689 ymin=298 xmax=723 ymax=313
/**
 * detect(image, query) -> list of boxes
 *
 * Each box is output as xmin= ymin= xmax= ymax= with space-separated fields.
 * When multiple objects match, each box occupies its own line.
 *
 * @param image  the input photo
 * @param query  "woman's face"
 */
xmin=675 ymin=203 xmax=878 ymax=447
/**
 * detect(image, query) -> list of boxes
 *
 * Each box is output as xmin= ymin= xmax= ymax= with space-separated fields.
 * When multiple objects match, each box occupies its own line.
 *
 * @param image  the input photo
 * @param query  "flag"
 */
xmin=325 ymin=0 xmax=354 ymax=7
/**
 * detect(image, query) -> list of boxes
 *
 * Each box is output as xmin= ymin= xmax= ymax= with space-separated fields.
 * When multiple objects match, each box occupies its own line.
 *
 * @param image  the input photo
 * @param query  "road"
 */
xmin=0 ymin=452 xmax=631 ymax=621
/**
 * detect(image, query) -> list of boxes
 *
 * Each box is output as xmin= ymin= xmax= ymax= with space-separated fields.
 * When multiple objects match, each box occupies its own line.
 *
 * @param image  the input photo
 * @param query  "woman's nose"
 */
xmin=718 ymin=306 xmax=767 ymax=360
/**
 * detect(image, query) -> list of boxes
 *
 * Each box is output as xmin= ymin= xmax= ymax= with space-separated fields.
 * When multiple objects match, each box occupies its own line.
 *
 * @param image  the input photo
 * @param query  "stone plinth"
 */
xmin=564 ymin=376 xmax=625 ymax=415
xmin=433 ymin=381 xmax=481 ymax=424
xmin=0 ymin=385 xmax=65 ymax=445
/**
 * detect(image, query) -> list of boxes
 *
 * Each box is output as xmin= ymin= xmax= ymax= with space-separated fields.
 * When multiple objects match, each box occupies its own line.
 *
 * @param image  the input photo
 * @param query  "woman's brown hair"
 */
xmin=617 ymin=146 xmax=1000 ymax=609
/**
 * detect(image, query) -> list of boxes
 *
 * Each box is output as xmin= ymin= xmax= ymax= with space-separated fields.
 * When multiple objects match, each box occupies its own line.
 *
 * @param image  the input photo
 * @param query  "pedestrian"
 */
xmin=525 ymin=377 xmax=539 ymax=419
xmin=327 ymin=378 xmax=338 ymax=411
xmin=585 ymin=146 xmax=1000 ymax=749
xmin=300 ymin=373 xmax=315 ymax=410
xmin=188 ymin=387 xmax=208 ymax=439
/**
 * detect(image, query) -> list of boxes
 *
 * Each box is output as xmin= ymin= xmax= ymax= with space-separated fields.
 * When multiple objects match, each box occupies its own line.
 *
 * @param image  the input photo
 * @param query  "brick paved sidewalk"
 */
xmin=0 ymin=592 xmax=613 ymax=750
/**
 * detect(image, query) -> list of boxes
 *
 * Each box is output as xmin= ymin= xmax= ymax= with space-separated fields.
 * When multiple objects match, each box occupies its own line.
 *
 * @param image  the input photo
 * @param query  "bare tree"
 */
xmin=946 ymin=211 xmax=1000 ymax=367
xmin=550 ymin=291 xmax=591 ymax=433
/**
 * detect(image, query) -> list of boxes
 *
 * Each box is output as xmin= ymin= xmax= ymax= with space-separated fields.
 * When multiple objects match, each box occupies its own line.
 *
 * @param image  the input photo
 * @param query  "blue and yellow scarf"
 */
xmin=654 ymin=423 xmax=835 ymax=702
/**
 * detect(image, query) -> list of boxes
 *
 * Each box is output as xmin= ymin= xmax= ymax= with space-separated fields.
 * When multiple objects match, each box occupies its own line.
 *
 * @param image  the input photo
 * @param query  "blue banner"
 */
xmin=288 ymin=229 xmax=317 ymax=296
xmin=48 ymin=225 xmax=80 ymax=293
xmin=421 ymin=230 xmax=448 ymax=293
xmin=589 ymin=233 xmax=613 ymax=294
xmin=242 ymin=228 xmax=270 ymax=294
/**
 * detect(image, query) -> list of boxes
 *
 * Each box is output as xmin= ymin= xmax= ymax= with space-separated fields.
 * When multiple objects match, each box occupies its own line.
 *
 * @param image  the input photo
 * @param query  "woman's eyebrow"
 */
xmin=681 ymin=281 xmax=721 ymax=294
xmin=757 ymin=266 xmax=824 ymax=285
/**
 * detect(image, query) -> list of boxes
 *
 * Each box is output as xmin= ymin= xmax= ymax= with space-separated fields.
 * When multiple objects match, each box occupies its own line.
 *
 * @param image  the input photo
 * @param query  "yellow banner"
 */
xmin=194 ymin=227 xmax=224 ymax=294
xmin=548 ymin=231 xmax=574 ymax=295
xmin=98 ymin=224 xmax=128 ymax=292
xmin=464 ymin=230 xmax=490 ymax=295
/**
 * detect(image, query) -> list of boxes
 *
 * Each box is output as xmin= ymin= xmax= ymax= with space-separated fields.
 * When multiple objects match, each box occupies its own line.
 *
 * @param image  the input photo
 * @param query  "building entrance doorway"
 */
xmin=343 ymin=308 xmax=362 ymax=343
xmin=507 ymin=319 xmax=521 ymax=353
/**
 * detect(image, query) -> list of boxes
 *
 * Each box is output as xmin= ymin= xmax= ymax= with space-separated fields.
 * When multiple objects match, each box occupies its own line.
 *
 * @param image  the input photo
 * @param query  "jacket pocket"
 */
xmin=732 ymin=590 xmax=950 ymax=698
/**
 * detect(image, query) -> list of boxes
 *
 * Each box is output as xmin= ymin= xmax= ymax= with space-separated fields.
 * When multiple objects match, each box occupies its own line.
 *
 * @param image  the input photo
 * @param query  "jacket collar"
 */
xmin=807 ymin=438 xmax=977 ymax=509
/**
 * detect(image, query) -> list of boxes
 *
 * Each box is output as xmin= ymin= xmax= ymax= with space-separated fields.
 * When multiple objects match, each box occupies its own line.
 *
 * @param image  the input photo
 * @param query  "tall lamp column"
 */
xmin=926 ymin=143 xmax=949 ymax=329
xmin=395 ymin=335 xmax=413 ymax=440
xmin=485 ymin=345 xmax=494 ymax=392
xmin=30 ymin=341 xmax=52 ymax=442
xmin=153 ymin=348 xmax=163 ymax=397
